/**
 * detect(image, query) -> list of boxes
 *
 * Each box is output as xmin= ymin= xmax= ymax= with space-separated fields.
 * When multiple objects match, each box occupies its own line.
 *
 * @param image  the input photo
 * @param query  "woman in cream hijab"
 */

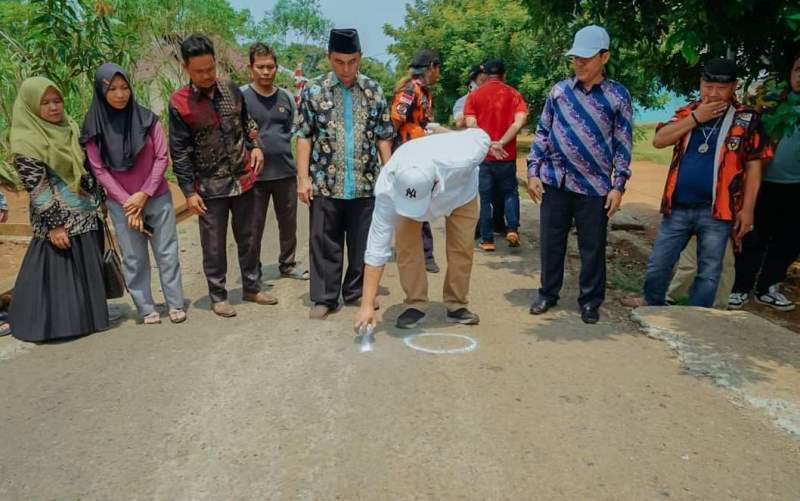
xmin=8 ymin=77 xmax=109 ymax=342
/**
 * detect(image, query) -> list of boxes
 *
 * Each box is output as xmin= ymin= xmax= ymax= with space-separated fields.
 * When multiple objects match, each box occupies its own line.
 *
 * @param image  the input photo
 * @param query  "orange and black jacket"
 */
xmin=391 ymin=77 xmax=433 ymax=150
xmin=658 ymin=101 xmax=773 ymax=221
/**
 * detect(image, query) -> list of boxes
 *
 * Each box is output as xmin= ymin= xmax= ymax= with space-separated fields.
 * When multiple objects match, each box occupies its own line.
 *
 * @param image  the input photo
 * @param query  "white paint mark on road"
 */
xmin=403 ymin=333 xmax=478 ymax=355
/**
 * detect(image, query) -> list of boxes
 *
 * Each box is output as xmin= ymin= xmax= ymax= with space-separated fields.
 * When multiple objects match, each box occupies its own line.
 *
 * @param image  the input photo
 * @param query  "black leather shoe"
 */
xmin=529 ymin=297 xmax=557 ymax=315
xmin=581 ymin=305 xmax=600 ymax=324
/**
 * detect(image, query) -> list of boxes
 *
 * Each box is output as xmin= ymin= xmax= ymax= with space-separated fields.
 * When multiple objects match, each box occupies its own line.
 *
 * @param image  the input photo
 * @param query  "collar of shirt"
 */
xmin=191 ymin=80 xmax=221 ymax=99
xmin=324 ymin=72 xmax=367 ymax=92
xmin=412 ymin=76 xmax=429 ymax=90
xmin=570 ymin=76 xmax=607 ymax=94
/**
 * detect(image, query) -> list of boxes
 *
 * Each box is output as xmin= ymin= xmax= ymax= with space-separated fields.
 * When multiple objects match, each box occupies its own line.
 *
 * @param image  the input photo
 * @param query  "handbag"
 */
xmin=102 ymin=219 xmax=127 ymax=299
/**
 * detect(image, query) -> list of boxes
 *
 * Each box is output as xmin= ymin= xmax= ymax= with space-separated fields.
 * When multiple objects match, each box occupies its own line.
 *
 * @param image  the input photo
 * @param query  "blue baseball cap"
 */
xmin=566 ymin=25 xmax=610 ymax=58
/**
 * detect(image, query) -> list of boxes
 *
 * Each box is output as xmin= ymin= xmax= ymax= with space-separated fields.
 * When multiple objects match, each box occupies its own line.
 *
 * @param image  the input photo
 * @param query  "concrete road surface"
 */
xmin=1 ymin=200 xmax=799 ymax=500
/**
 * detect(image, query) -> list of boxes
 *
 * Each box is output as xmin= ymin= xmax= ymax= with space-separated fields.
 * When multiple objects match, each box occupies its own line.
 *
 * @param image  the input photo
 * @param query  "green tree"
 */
xmin=248 ymin=0 xmax=332 ymax=47
xmin=385 ymin=0 xmax=566 ymax=123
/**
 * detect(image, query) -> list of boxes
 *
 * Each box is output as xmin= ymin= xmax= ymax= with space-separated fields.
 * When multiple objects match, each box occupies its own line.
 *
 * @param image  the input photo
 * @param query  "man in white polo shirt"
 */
xmin=354 ymin=128 xmax=491 ymax=331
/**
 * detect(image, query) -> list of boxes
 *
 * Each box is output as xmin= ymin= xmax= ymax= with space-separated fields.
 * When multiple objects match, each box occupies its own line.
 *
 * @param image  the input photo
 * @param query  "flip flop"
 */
xmin=280 ymin=267 xmax=310 ymax=281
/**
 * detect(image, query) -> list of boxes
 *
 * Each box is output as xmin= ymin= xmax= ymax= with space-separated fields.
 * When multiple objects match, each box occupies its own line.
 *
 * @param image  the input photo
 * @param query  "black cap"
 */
xmin=467 ymin=64 xmax=485 ymax=83
xmin=482 ymin=58 xmax=506 ymax=75
xmin=328 ymin=28 xmax=361 ymax=54
xmin=409 ymin=49 xmax=440 ymax=69
xmin=701 ymin=57 xmax=739 ymax=83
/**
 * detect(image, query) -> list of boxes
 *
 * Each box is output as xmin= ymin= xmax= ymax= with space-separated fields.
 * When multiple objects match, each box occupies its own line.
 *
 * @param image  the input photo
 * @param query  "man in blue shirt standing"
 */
xmin=295 ymin=29 xmax=394 ymax=320
xmin=527 ymin=25 xmax=634 ymax=324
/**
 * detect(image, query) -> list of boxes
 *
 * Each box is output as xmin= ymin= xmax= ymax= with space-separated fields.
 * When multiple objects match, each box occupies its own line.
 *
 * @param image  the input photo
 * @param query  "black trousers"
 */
xmin=309 ymin=196 xmax=374 ymax=308
xmin=538 ymin=185 xmax=608 ymax=308
xmin=733 ymin=181 xmax=800 ymax=295
xmin=252 ymin=177 xmax=299 ymax=275
xmin=199 ymin=189 xmax=261 ymax=303
xmin=422 ymin=222 xmax=434 ymax=263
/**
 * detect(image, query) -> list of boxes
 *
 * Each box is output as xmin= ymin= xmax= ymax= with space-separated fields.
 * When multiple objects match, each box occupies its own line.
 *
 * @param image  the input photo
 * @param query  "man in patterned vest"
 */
xmin=295 ymin=28 xmax=395 ymax=319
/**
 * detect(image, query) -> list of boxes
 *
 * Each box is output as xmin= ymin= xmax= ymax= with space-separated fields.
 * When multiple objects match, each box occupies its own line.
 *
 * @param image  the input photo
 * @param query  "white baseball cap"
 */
xmin=566 ymin=25 xmax=610 ymax=58
xmin=392 ymin=162 xmax=437 ymax=220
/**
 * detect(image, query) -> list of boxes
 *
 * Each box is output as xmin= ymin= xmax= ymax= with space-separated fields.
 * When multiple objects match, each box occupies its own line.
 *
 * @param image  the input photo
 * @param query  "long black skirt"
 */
xmin=9 ymin=230 xmax=110 ymax=343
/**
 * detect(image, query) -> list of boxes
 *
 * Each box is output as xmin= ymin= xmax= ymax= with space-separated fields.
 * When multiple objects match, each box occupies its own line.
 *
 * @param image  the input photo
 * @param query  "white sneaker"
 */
xmin=727 ymin=292 xmax=749 ymax=310
xmin=755 ymin=285 xmax=796 ymax=312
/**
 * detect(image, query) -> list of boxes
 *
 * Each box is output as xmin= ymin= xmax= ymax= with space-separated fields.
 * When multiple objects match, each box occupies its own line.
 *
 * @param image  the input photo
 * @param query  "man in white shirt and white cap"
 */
xmin=354 ymin=128 xmax=491 ymax=331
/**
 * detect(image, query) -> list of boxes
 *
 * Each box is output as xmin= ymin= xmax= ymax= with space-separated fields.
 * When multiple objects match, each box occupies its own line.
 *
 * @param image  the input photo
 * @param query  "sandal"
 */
xmin=168 ymin=309 xmax=187 ymax=324
xmin=143 ymin=312 xmax=162 ymax=325
xmin=0 ymin=321 xmax=10 ymax=337
xmin=280 ymin=266 xmax=310 ymax=281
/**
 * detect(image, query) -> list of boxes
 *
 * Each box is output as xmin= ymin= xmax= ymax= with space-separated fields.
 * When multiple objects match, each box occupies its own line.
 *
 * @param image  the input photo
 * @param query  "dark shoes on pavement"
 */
xmin=581 ymin=305 xmax=600 ymax=324
xmin=446 ymin=308 xmax=480 ymax=325
xmin=529 ymin=296 xmax=599 ymax=324
xmin=397 ymin=308 xmax=426 ymax=329
xmin=529 ymin=297 xmax=557 ymax=315
xmin=426 ymin=259 xmax=440 ymax=273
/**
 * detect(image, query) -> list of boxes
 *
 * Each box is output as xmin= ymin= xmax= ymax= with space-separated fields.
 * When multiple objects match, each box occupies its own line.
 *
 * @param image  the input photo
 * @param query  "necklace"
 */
xmin=697 ymin=110 xmax=726 ymax=154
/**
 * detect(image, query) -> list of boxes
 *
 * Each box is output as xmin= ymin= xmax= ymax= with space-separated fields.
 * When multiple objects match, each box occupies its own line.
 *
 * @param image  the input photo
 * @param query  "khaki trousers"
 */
xmin=395 ymin=197 xmax=478 ymax=311
xmin=667 ymin=236 xmax=734 ymax=310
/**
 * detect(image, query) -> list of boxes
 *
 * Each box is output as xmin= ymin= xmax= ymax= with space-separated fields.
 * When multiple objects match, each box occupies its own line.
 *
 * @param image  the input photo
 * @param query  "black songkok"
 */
xmin=328 ymin=29 xmax=361 ymax=54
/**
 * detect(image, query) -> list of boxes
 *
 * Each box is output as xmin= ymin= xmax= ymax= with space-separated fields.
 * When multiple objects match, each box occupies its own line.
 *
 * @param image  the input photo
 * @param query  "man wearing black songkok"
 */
xmin=295 ymin=29 xmax=395 ymax=319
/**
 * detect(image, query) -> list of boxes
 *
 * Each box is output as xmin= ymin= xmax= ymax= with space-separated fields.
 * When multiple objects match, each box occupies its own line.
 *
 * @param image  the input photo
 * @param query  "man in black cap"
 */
xmin=391 ymin=48 xmax=444 ymax=274
xmin=453 ymin=64 xmax=488 ymax=128
xmin=295 ymin=28 xmax=395 ymax=319
xmin=464 ymin=59 xmax=528 ymax=251
xmin=622 ymin=57 xmax=773 ymax=309
xmin=452 ymin=63 xmax=505 ymax=236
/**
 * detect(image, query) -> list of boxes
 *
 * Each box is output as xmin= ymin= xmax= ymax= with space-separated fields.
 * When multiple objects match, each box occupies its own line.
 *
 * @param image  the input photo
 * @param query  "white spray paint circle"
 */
xmin=403 ymin=333 xmax=478 ymax=355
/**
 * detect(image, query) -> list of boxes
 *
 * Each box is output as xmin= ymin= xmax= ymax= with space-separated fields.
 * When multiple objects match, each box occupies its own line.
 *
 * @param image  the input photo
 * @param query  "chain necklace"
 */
xmin=697 ymin=110 xmax=726 ymax=154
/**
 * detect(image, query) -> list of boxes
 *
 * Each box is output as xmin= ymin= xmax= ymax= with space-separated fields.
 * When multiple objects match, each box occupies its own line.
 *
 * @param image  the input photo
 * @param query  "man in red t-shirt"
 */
xmin=464 ymin=59 xmax=528 ymax=251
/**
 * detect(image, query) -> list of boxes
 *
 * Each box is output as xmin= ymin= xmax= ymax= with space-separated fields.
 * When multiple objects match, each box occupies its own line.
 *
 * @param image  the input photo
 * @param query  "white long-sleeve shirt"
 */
xmin=364 ymin=129 xmax=490 ymax=267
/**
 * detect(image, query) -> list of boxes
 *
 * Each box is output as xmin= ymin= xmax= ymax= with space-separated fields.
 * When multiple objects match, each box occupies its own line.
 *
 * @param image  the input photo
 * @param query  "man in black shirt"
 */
xmin=242 ymin=43 xmax=308 ymax=283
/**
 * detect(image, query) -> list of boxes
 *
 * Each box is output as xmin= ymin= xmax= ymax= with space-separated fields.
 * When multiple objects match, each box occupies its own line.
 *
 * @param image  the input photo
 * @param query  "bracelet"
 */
xmin=690 ymin=111 xmax=700 ymax=126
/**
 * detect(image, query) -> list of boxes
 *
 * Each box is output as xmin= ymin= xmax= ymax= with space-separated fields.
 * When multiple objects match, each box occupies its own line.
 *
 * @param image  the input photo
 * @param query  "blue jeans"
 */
xmin=643 ymin=205 xmax=733 ymax=307
xmin=478 ymin=161 xmax=519 ymax=242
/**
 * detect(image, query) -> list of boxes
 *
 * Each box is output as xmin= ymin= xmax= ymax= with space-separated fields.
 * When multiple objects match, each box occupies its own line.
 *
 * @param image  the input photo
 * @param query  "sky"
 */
xmin=229 ymin=0 xmax=410 ymax=63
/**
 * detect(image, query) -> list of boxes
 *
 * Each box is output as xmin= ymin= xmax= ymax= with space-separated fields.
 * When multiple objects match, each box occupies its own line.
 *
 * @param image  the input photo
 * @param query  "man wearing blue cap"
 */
xmin=527 ymin=25 xmax=634 ymax=324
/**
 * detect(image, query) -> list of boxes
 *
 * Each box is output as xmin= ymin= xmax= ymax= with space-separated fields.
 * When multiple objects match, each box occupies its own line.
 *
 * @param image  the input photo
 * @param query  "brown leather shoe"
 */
xmin=243 ymin=291 xmax=279 ymax=305
xmin=212 ymin=300 xmax=237 ymax=317
xmin=309 ymin=304 xmax=333 ymax=320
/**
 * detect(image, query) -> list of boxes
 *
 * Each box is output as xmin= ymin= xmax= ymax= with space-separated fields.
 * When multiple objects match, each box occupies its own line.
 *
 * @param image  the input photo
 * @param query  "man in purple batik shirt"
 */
xmin=526 ymin=25 xmax=633 ymax=324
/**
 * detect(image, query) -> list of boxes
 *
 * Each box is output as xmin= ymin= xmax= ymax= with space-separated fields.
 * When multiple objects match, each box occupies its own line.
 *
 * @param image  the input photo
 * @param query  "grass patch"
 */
xmin=633 ymin=124 xmax=673 ymax=166
xmin=609 ymin=266 xmax=645 ymax=294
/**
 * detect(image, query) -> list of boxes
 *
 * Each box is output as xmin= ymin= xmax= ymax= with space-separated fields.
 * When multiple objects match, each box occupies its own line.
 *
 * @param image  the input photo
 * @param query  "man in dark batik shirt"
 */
xmin=169 ymin=34 xmax=272 ymax=318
